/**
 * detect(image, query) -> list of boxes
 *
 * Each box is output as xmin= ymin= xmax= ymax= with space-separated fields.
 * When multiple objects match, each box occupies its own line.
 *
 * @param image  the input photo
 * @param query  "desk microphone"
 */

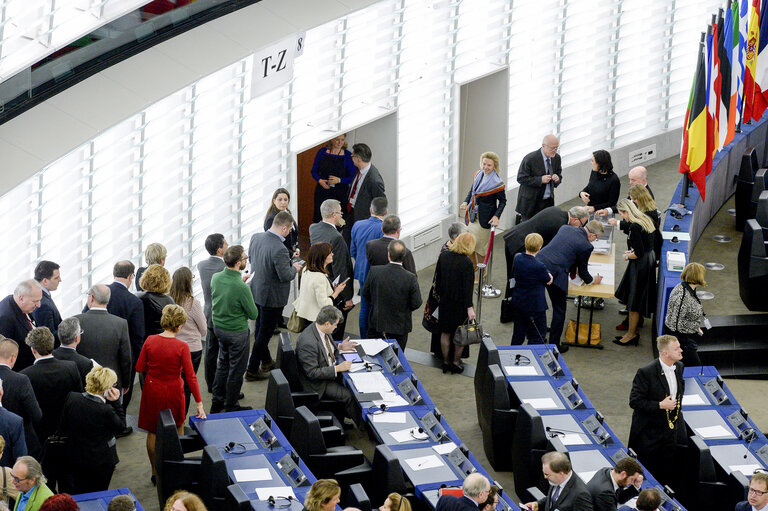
xmin=514 ymin=354 xmax=531 ymax=366
xmin=545 ymin=426 xmax=610 ymax=444
xmin=742 ymin=428 xmax=758 ymax=458
xmin=364 ymin=361 xmax=383 ymax=371
xmin=224 ymin=441 xmax=258 ymax=454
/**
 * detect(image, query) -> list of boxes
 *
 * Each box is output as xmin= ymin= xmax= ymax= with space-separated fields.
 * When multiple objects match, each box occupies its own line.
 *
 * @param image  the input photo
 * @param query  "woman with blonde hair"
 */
xmin=137 ymin=304 xmax=205 ymax=483
xmin=629 ymin=184 xmax=663 ymax=262
xmin=304 ymin=479 xmax=341 ymax=511
xmin=136 ymin=242 xmax=167 ymax=292
xmin=164 ymin=491 xmax=207 ymax=511
xmin=311 ymin=134 xmax=357 ymax=223
xmin=610 ymin=199 xmax=656 ymax=346
xmin=59 ymin=366 xmax=123 ymax=493
xmin=663 ymin=262 xmax=708 ymax=366
xmin=433 ymin=232 xmax=477 ymax=374
xmin=292 ymin=242 xmax=347 ymax=331
xmin=379 ymin=493 xmax=412 ymax=511
xmin=460 ymin=152 xmax=506 ymax=260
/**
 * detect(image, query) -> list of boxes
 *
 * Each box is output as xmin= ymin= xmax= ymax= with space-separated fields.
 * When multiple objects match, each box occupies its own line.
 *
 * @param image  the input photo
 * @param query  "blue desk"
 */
xmin=366 ymin=406 xmax=460 ymax=446
xmin=72 ymin=489 xmax=144 ymax=511
xmin=496 ymin=345 xmax=572 ymax=379
xmin=191 ymin=410 xmax=291 ymax=455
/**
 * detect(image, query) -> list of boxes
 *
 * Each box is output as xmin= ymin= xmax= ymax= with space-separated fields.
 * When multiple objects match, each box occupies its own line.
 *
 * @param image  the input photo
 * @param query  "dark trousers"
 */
xmin=204 ymin=323 xmax=220 ymax=393
xmin=545 ymin=285 xmax=567 ymax=345
xmin=248 ymin=305 xmax=282 ymax=373
xmin=183 ymin=349 xmax=203 ymax=416
xmin=511 ymin=309 xmax=547 ymax=345
xmin=212 ymin=327 xmax=249 ymax=408
xmin=64 ymin=462 xmax=115 ymax=495
xmin=122 ymin=344 xmax=141 ymax=412
xmin=665 ymin=328 xmax=702 ymax=367
xmin=323 ymin=379 xmax=357 ymax=424
xmin=369 ymin=329 xmax=408 ymax=350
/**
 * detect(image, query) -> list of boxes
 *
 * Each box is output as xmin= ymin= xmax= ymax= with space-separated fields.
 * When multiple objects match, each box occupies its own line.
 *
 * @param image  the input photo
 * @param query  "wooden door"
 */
xmin=296 ymin=142 xmax=326 ymax=254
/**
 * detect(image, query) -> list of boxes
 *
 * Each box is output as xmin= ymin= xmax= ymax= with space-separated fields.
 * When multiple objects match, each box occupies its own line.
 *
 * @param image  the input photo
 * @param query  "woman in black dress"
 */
xmin=611 ymin=199 xmax=656 ymax=346
xmin=137 ymin=264 xmax=175 ymax=336
xmin=434 ymin=232 xmax=476 ymax=374
xmin=311 ymin=134 xmax=357 ymax=223
xmin=579 ymin=149 xmax=620 ymax=214
xmin=264 ymin=188 xmax=299 ymax=255
xmin=629 ymin=184 xmax=662 ymax=262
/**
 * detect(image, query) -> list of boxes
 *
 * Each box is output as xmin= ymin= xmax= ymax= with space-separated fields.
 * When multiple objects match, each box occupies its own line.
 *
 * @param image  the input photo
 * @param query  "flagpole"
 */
xmin=680 ymin=32 xmax=706 ymax=207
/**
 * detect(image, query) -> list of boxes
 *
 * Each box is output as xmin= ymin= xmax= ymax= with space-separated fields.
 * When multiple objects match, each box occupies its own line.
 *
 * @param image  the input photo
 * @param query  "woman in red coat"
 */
xmin=137 ymin=303 xmax=206 ymax=482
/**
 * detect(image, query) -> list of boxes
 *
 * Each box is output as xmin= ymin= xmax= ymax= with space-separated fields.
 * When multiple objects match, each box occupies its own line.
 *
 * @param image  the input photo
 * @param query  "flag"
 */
xmin=680 ymin=39 xmax=712 ymax=201
xmin=752 ymin=0 xmax=768 ymax=119
xmin=721 ymin=6 xmax=735 ymax=146
xmin=738 ymin=0 xmax=750 ymax=123
xmin=728 ymin=0 xmax=741 ymax=140
xmin=707 ymin=25 xmax=720 ymax=159
xmin=744 ymin=0 xmax=760 ymax=121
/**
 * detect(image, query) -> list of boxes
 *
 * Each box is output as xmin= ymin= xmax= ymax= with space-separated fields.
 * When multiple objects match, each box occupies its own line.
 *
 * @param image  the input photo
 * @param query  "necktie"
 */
xmin=543 ymin=158 xmax=553 ymax=200
xmin=550 ymin=485 xmax=561 ymax=507
xmin=347 ymin=171 xmax=361 ymax=212
xmin=324 ymin=335 xmax=336 ymax=366
xmin=25 ymin=314 xmax=34 ymax=330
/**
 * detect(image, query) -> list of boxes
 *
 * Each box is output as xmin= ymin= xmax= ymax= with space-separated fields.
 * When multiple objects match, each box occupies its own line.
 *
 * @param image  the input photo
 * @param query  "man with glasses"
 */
xmin=524 ymin=452 xmax=593 ymax=511
xmin=310 ymin=199 xmax=355 ymax=340
xmin=11 ymin=456 xmax=52 ymax=511
xmin=516 ymin=134 xmax=563 ymax=222
xmin=436 ymin=473 xmax=491 ymax=511
xmin=0 ymin=280 xmax=43 ymax=371
xmin=736 ymin=472 xmax=768 ymax=511
xmin=210 ymin=245 xmax=259 ymax=413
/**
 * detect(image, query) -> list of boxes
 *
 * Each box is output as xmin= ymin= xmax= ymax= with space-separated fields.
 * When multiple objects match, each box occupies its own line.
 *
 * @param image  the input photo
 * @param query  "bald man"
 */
xmin=0 ymin=280 xmax=43 ymax=370
xmin=436 ymin=473 xmax=491 ymax=511
xmin=596 ymin=166 xmax=654 ymax=216
xmin=516 ymin=135 xmax=563 ymax=221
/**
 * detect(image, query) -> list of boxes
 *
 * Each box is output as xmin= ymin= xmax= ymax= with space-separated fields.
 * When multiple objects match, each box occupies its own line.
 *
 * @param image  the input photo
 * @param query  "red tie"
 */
xmin=347 ymin=172 xmax=361 ymax=212
xmin=25 ymin=315 xmax=33 ymax=330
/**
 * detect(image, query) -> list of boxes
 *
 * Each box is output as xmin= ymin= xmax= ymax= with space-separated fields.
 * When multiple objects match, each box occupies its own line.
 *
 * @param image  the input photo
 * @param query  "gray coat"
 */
xmin=309 ymin=221 xmax=354 ymax=301
xmin=248 ymin=230 xmax=297 ymax=308
xmin=362 ymin=263 xmax=422 ymax=335
xmin=296 ymin=323 xmax=338 ymax=397
xmin=198 ymin=256 xmax=226 ymax=321
xmin=73 ymin=309 xmax=132 ymax=388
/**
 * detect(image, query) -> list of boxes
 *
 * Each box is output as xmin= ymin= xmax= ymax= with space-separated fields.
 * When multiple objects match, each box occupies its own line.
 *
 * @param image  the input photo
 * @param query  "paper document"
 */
xmin=432 ymin=442 xmax=458 ymax=455
xmin=233 ymin=468 xmax=272 ymax=482
xmin=522 ymin=397 xmax=558 ymax=409
xmin=255 ymin=487 xmax=296 ymax=500
xmin=332 ymin=275 xmax=340 ymax=286
xmin=504 ymin=365 xmax=537 ymax=376
xmin=694 ymin=424 xmax=734 ymax=439
xmin=682 ymin=394 xmax=706 ymax=406
xmin=348 ymin=372 xmax=393 ymax=393
xmin=576 ymin=470 xmax=597 ymax=484
xmin=662 ymin=231 xmax=691 ymax=241
xmin=371 ymin=412 xmax=407 ymax=424
xmin=373 ymin=392 xmax=409 ymax=408
xmin=570 ymin=263 xmax=613 ymax=286
xmin=348 ymin=363 xmax=367 ymax=373
xmin=405 ymin=455 xmax=443 ymax=471
xmin=390 ymin=428 xmax=428 ymax=443
xmin=730 ymin=464 xmax=762 ymax=475
xmin=356 ymin=339 xmax=391 ymax=356
xmin=559 ymin=433 xmax=588 ymax=446
xmin=592 ymin=239 xmax=611 ymax=254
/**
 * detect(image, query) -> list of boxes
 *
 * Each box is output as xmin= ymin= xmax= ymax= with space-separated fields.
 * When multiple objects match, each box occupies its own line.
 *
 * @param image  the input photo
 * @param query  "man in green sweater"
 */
xmin=12 ymin=456 xmax=53 ymax=511
xmin=210 ymin=245 xmax=259 ymax=413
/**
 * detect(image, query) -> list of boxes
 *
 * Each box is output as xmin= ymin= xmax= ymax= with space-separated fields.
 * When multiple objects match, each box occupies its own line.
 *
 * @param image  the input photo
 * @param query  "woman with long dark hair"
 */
xmin=579 ymin=149 xmax=620 ymax=213
xmin=292 ymin=242 xmax=347 ymax=331
xmin=264 ymin=188 xmax=299 ymax=254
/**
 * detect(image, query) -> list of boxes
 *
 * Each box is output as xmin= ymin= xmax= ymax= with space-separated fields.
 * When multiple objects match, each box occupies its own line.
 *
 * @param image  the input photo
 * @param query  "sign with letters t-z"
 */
xmin=251 ymin=33 xmax=305 ymax=99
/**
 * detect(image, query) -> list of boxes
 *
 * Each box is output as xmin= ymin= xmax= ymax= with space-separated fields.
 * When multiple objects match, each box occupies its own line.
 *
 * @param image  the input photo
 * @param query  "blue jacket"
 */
xmin=350 ymin=216 xmax=383 ymax=283
xmin=32 ymin=289 xmax=61 ymax=342
xmin=734 ymin=501 xmax=751 ymax=511
xmin=536 ymin=225 xmax=594 ymax=292
xmin=511 ymin=253 xmax=550 ymax=313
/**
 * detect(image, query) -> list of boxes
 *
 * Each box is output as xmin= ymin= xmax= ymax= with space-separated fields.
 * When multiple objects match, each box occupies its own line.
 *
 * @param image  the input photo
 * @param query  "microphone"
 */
xmin=742 ymin=428 xmax=757 ymax=458
xmin=545 ymin=426 xmax=610 ymax=445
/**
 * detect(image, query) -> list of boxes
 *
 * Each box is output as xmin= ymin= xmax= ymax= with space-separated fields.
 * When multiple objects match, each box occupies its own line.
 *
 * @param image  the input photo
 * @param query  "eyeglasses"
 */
xmin=11 ymin=474 xmax=29 ymax=483
xmin=749 ymin=488 xmax=768 ymax=496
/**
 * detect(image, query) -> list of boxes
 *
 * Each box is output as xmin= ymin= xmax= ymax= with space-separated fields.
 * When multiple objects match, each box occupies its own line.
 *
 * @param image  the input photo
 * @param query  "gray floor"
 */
xmin=112 ymin=155 xmax=768 ymax=509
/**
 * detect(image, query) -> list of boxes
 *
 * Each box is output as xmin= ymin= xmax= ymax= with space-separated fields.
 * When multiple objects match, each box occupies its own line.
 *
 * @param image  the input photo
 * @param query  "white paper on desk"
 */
xmin=576 ymin=470 xmax=597 ymax=484
xmin=694 ymin=424 xmax=734 ymax=439
xmin=405 ymin=455 xmax=443 ymax=471
xmin=254 ymin=487 xmax=296 ymax=500
xmin=432 ymin=442 xmax=458 ymax=455
xmin=560 ymin=433 xmax=588 ymax=446
xmin=389 ymin=428 xmax=427 ymax=443
xmin=588 ymin=262 xmax=614 ymax=286
xmin=371 ymin=411 xmax=407 ymax=424
xmin=356 ymin=338 xmax=391 ymax=356
xmin=348 ymin=372 xmax=393 ymax=393
xmin=233 ymin=468 xmax=272 ymax=482
xmin=504 ymin=365 xmax=537 ymax=376
xmin=348 ymin=363 xmax=367 ymax=373
xmin=662 ymin=231 xmax=691 ymax=241
xmin=522 ymin=397 xmax=558 ymax=409
xmin=682 ymin=393 xmax=706 ymax=406
xmin=730 ymin=463 xmax=762 ymax=475
xmin=373 ymin=392 xmax=409 ymax=408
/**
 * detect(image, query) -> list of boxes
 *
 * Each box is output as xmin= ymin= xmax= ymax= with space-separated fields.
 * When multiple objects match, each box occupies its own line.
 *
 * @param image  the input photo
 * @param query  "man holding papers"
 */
xmin=628 ymin=335 xmax=685 ymax=491
xmin=296 ymin=305 xmax=358 ymax=425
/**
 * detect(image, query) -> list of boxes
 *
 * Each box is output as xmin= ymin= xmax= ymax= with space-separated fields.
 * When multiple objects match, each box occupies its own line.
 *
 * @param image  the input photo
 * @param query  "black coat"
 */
xmin=504 ymin=207 xmax=569 ymax=256
xmin=59 ymin=392 xmax=122 ymax=466
xmin=0 ymin=296 xmax=35 ymax=370
xmin=32 ymin=290 xmax=61 ymax=343
xmin=0 ymin=407 xmax=25 ymax=468
xmin=435 ymin=495 xmax=479 ymax=511
xmin=365 ymin=237 xmax=416 ymax=275
xmin=106 ymin=282 xmax=145 ymax=357
xmin=137 ymin=292 xmax=175 ymax=337
xmin=362 ymin=263 xmax=422 ymax=335
xmin=536 ymin=474 xmax=594 ymax=511
xmin=309 ymin=221 xmax=354 ymax=301
xmin=516 ymin=149 xmax=563 ymax=220
xmin=0 ymin=365 xmax=40 ymax=455
xmin=21 ymin=358 xmax=83 ymax=445
xmin=52 ymin=347 xmax=94 ymax=388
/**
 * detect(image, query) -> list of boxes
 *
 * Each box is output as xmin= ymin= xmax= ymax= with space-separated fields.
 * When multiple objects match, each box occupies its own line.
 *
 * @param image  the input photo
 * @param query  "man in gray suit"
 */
xmin=345 ymin=143 xmax=386 ymax=245
xmin=74 ymin=284 xmax=132 ymax=436
xmin=361 ymin=240 xmax=422 ymax=350
xmin=198 ymin=233 xmax=228 ymax=393
xmin=246 ymin=212 xmax=303 ymax=381
xmin=310 ymin=199 xmax=354 ymax=340
xmin=586 ymin=457 xmax=643 ymax=511
xmin=295 ymin=305 xmax=358 ymax=424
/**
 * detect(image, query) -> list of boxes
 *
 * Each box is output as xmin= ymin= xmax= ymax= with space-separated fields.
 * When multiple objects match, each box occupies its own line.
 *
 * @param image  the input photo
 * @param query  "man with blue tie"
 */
xmin=31 ymin=262 xmax=61 ymax=343
xmin=516 ymin=135 xmax=563 ymax=221
xmin=524 ymin=452 xmax=593 ymax=511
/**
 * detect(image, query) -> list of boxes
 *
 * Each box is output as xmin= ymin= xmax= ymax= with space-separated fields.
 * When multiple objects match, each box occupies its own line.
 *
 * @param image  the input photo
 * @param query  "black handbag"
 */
xmin=39 ymin=432 xmax=67 ymax=471
xmin=453 ymin=319 xmax=483 ymax=347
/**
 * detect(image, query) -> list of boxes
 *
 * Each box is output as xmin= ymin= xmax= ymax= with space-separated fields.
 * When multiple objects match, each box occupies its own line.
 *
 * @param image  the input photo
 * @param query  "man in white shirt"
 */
xmin=736 ymin=472 xmax=768 ymax=511
xmin=524 ymin=451 xmax=593 ymax=511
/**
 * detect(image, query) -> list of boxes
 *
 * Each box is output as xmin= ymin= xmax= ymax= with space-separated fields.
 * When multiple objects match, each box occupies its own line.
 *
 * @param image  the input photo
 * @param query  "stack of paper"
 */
xmin=233 ymin=468 xmax=271 ymax=482
xmin=504 ymin=365 xmax=537 ymax=376
xmin=373 ymin=392 xmax=409 ymax=408
xmin=682 ymin=393 xmax=706 ymax=406
xmin=371 ymin=412 xmax=407 ymax=424
xmin=255 ymin=487 xmax=296 ymax=500
xmin=693 ymin=424 xmax=734 ymax=439
xmin=348 ymin=372 xmax=393 ymax=393
xmin=356 ymin=339 xmax=391 ymax=356
xmin=405 ymin=455 xmax=443 ymax=471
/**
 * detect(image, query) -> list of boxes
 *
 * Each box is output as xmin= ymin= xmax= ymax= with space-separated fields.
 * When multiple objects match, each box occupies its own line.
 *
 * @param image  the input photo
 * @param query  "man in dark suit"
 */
xmin=246 ymin=211 xmax=303 ymax=381
xmin=0 ymin=382 xmax=26 ymax=469
xmin=75 ymin=285 xmax=132 ymax=436
xmin=32 ymin=261 xmax=62 ymax=342
xmin=199 ymin=233 xmax=228 ymax=393
xmin=346 ymin=143 xmax=386 ymax=244
xmin=524 ymin=451 xmax=593 ymax=511
xmin=628 ymin=335 xmax=686 ymax=490
xmin=516 ymin=135 xmax=563 ymax=221
xmin=0 ymin=280 xmax=42 ymax=371
xmin=362 ymin=240 xmax=422 ymax=350
xmin=365 ymin=215 xmax=417 ymax=274
xmin=435 ymin=473 xmax=490 ymax=511
xmin=52 ymin=317 xmax=94 ymax=387
xmin=735 ymin=472 xmax=768 ymax=511
xmin=0 ymin=338 xmax=41 ymax=455
xmin=503 ymin=206 xmax=589 ymax=305
xmin=619 ymin=488 xmax=662 ymax=511
xmin=586 ymin=458 xmax=643 ymax=511
xmin=310 ymin=199 xmax=354 ymax=340
xmin=536 ymin=221 xmax=604 ymax=351
xmin=295 ymin=306 xmax=358 ymax=423
xmin=21 ymin=327 xmax=82 ymax=488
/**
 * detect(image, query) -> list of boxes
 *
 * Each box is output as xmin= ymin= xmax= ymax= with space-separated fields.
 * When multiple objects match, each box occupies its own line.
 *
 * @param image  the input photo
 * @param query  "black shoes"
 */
xmin=115 ymin=426 xmax=133 ymax=438
xmin=558 ymin=343 xmax=570 ymax=354
xmin=613 ymin=335 xmax=639 ymax=346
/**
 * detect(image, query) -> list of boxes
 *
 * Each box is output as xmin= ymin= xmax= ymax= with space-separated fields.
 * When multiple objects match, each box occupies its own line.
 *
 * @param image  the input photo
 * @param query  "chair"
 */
xmin=369 ymin=444 xmax=410 ymax=505
xmin=346 ymin=483 xmax=372 ymax=511
xmin=474 ymin=337 xmax=500 ymax=422
xmin=154 ymin=409 xmax=204 ymax=507
xmin=290 ymin=406 xmax=372 ymax=491
xmin=738 ymin=219 xmax=768 ymax=311
xmin=736 ymin=147 xmax=759 ymax=231
xmin=511 ymin=403 xmax=550 ymax=494
xmin=265 ymin=369 xmax=345 ymax=446
xmin=479 ymin=364 xmax=516 ymax=471
xmin=199 ymin=445 xmax=228 ymax=511
xmin=681 ymin=436 xmax=728 ymax=511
